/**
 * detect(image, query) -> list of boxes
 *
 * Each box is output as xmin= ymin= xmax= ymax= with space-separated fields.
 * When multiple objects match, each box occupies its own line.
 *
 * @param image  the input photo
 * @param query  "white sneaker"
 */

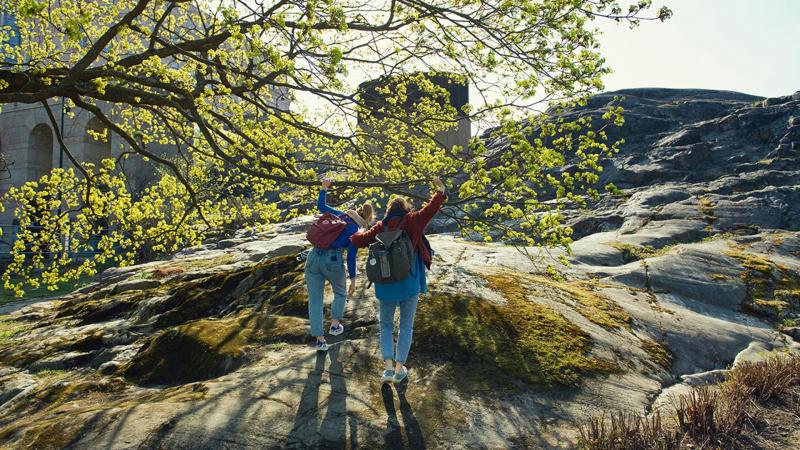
xmin=393 ymin=366 xmax=408 ymax=383
xmin=329 ymin=323 xmax=344 ymax=336
xmin=380 ymin=370 xmax=395 ymax=384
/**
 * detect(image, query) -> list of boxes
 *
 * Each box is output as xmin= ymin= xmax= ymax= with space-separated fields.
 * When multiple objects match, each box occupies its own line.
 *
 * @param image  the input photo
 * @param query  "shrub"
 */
xmin=578 ymin=354 xmax=800 ymax=449
xmin=579 ymin=411 xmax=677 ymax=450
xmin=674 ymin=388 xmax=717 ymax=443
xmin=726 ymin=354 xmax=800 ymax=402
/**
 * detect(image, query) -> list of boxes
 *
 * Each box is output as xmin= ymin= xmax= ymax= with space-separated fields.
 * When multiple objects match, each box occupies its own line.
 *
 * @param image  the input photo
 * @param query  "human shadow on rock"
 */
xmin=320 ymin=344 xmax=350 ymax=448
xmin=285 ymin=343 xmax=350 ymax=449
xmin=381 ymin=380 xmax=426 ymax=450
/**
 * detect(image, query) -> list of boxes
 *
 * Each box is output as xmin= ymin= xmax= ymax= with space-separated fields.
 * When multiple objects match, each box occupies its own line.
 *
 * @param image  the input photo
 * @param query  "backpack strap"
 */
xmin=376 ymin=229 xmax=404 ymax=247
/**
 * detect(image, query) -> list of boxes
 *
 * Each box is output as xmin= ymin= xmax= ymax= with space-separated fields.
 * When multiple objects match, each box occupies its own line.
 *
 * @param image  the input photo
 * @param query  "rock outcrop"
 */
xmin=0 ymin=88 xmax=799 ymax=449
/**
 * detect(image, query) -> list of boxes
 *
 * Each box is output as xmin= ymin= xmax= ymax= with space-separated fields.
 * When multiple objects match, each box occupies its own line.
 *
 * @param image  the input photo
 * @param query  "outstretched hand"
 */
xmin=321 ymin=178 xmax=333 ymax=190
xmin=433 ymin=176 xmax=446 ymax=193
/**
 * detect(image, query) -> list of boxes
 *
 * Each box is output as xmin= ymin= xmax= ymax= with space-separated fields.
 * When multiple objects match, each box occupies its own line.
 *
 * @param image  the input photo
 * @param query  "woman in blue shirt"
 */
xmin=305 ymin=178 xmax=374 ymax=351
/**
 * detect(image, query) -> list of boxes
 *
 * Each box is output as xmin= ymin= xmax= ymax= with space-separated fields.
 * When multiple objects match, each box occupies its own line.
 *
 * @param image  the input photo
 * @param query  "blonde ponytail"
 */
xmin=356 ymin=202 xmax=374 ymax=224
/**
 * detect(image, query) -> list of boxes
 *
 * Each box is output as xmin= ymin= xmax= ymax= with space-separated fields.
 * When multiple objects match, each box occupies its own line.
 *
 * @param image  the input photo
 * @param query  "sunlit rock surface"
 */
xmin=1 ymin=88 xmax=799 ymax=449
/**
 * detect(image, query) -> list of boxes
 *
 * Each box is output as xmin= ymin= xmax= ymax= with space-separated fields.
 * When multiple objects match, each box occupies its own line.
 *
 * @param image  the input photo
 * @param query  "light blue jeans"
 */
xmin=379 ymin=294 xmax=419 ymax=363
xmin=305 ymin=247 xmax=347 ymax=337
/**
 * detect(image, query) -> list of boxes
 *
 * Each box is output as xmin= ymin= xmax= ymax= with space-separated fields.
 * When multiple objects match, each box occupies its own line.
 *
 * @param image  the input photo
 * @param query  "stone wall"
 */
xmin=0 ymin=102 xmax=178 ymax=253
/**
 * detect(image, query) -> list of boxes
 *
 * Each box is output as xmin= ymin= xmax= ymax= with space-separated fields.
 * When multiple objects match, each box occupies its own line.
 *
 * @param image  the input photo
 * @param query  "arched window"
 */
xmin=28 ymin=124 xmax=53 ymax=181
xmin=84 ymin=117 xmax=111 ymax=167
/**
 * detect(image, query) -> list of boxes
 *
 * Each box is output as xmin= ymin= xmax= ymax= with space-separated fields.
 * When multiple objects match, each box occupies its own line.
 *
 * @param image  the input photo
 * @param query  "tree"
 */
xmin=0 ymin=0 xmax=670 ymax=295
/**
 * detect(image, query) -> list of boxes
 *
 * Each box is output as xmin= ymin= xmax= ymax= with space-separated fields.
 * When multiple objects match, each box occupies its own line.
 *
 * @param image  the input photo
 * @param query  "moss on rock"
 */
xmin=640 ymin=338 xmax=672 ymax=370
xmin=10 ymin=415 xmax=87 ymax=449
xmin=0 ymin=318 xmax=26 ymax=343
xmin=55 ymin=295 xmax=140 ymax=325
xmin=609 ymin=241 xmax=674 ymax=262
xmin=526 ymin=275 xmax=632 ymax=331
xmin=727 ymin=245 xmax=800 ymax=319
xmin=150 ymin=254 xmax=305 ymax=328
xmin=415 ymin=274 xmax=621 ymax=387
xmin=121 ymin=309 xmax=307 ymax=385
xmin=259 ymin=271 xmax=308 ymax=317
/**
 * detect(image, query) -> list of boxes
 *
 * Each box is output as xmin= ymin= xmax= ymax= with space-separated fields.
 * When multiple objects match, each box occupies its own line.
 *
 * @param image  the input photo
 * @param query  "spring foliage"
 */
xmin=0 ymin=0 xmax=670 ymax=295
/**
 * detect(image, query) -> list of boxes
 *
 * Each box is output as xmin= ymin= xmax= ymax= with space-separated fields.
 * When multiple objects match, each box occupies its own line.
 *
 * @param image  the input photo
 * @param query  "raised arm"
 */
xmin=408 ymin=176 xmax=447 ymax=229
xmin=317 ymin=179 xmax=343 ymax=216
xmin=350 ymin=222 xmax=384 ymax=248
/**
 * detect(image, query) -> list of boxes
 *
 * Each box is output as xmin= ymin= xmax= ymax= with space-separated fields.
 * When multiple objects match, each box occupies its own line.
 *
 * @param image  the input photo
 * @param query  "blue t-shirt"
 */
xmin=375 ymin=252 xmax=427 ymax=302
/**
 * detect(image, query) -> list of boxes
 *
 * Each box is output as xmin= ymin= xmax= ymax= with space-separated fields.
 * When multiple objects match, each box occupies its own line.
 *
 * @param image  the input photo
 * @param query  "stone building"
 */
xmin=0 ymin=8 xmax=291 ymax=255
xmin=357 ymin=72 xmax=471 ymax=153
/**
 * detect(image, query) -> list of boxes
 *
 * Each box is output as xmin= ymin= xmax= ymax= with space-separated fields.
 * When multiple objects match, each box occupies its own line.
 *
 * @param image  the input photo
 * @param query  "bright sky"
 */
xmin=597 ymin=0 xmax=800 ymax=98
xmin=296 ymin=0 xmax=799 ymax=132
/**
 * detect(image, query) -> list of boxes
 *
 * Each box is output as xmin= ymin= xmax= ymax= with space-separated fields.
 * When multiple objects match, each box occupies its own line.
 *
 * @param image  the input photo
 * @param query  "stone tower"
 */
xmin=357 ymin=72 xmax=471 ymax=153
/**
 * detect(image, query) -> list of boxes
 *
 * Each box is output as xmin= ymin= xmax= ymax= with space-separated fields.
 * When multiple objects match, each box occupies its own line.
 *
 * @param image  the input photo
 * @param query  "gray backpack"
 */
xmin=366 ymin=229 xmax=414 ymax=283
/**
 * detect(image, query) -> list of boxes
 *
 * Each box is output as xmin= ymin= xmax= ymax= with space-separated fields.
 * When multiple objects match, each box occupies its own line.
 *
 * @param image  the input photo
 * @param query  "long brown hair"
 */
xmin=386 ymin=196 xmax=413 ymax=214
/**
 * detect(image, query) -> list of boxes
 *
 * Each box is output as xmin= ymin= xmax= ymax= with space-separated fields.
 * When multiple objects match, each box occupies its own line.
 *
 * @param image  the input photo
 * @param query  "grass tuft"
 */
xmin=579 ymin=410 xmax=678 ymax=450
xmin=578 ymin=354 xmax=800 ymax=449
xmin=726 ymin=355 xmax=800 ymax=402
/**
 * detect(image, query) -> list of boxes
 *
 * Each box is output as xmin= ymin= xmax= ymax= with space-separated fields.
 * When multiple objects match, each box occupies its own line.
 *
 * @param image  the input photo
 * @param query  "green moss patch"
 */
xmin=698 ymin=195 xmax=715 ymax=216
xmin=726 ymin=246 xmax=800 ymax=320
xmin=648 ymin=301 xmax=675 ymax=315
xmin=524 ymin=275 xmax=632 ymax=331
xmin=121 ymin=309 xmax=307 ymax=385
xmin=32 ymin=369 xmax=68 ymax=378
xmin=151 ymin=254 xmax=305 ymax=328
xmin=415 ymin=275 xmax=621 ymax=387
xmin=0 ymin=327 xmax=108 ymax=369
xmin=727 ymin=247 xmax=774 ymax=276
xmin=259 ymin=271 xmax=308 ymax=317
xmin=0 ymin=318 xmax=26 ymax=343
xmin=641 ymin=338 xmax=672 ymax=370
xmin=55 ymin=295 xmax=141 ymax=325
xmin=609 ymin=241 xmax=674 ymax=262
xmin=0 ymin=376 xmax=132 ymax=448
xmin=5 ymin=414 xmax=91 ymax=449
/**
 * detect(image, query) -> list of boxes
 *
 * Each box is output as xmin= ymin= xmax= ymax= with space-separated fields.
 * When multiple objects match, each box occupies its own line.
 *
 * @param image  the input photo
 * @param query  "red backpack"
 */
xmin=306 ymin=213 xmax=347 ymax=249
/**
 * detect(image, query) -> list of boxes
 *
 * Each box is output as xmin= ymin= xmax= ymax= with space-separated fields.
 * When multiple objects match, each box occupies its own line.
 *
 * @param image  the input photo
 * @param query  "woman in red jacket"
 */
xmin=350 ymin=176 xmax=446 ymax=384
